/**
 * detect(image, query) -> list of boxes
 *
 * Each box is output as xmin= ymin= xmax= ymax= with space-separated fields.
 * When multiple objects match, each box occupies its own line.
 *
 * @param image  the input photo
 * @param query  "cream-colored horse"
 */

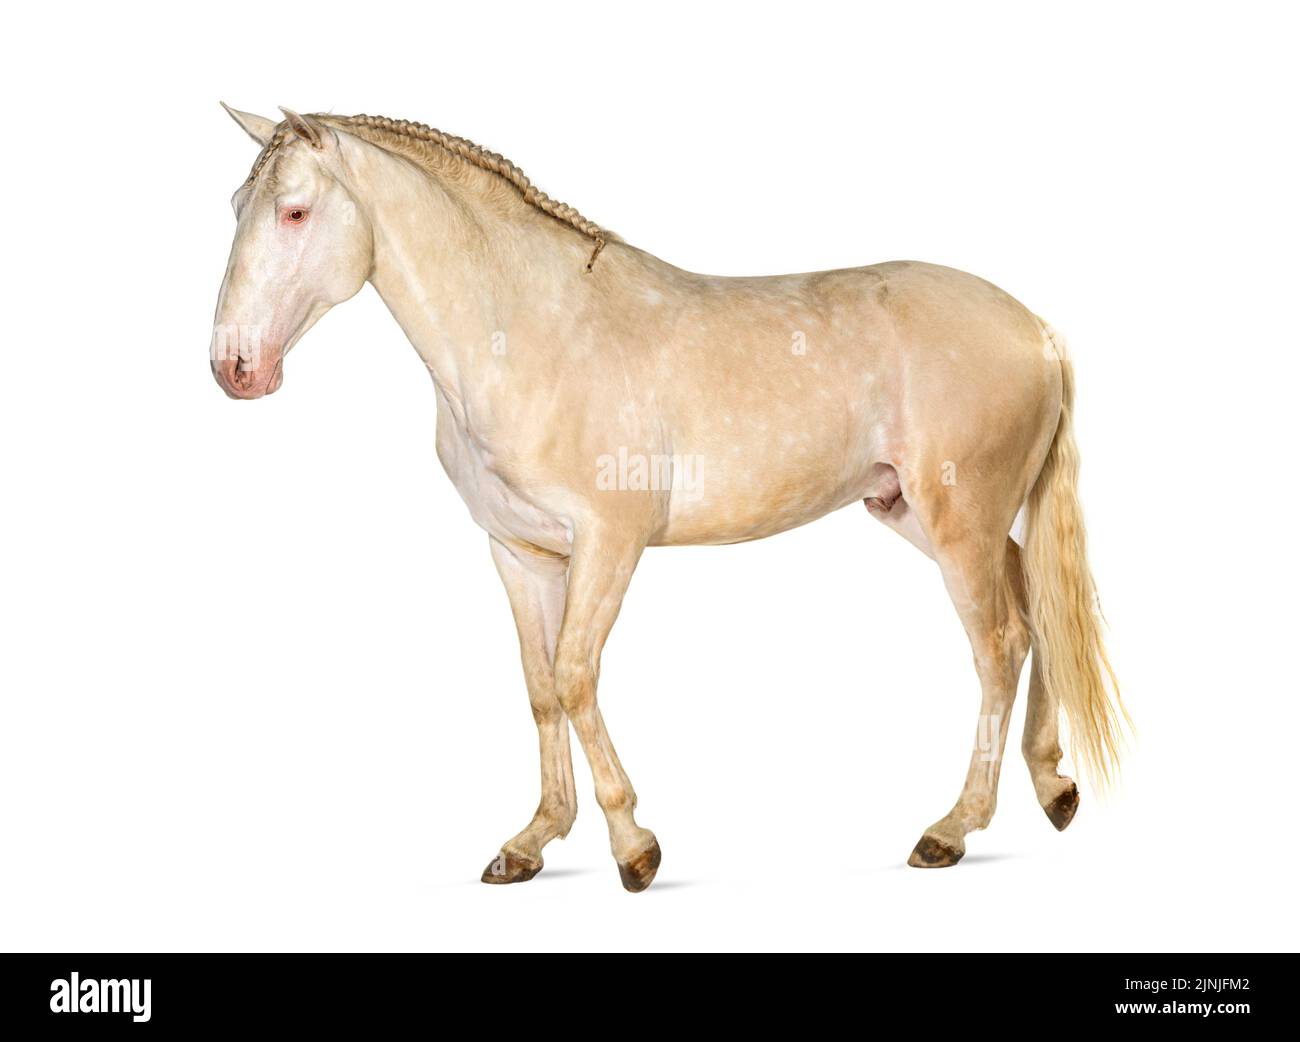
xmin=211 ymin=105 xmax=1126 ymax=891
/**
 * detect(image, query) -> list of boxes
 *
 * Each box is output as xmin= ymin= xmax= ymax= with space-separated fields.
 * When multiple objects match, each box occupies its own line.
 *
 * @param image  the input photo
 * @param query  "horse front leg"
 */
xmin=481 ymin=536 xmax=577 ymax=884
xmin=552 ymin=524 xmax=660 ymax=892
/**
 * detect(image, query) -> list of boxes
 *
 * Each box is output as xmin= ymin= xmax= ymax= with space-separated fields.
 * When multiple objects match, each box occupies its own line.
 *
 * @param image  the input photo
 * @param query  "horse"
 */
xmin=210 ymin=105 xmax=1127 ymax=892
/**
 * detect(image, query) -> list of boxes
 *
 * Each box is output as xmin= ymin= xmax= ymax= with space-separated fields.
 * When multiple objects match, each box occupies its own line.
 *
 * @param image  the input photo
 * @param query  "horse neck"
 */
xmin=350 ymin=137 xmax=596 ymax=402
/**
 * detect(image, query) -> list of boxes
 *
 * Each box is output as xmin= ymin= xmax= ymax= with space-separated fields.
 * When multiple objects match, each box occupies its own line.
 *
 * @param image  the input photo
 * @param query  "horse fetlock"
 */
xmin=1027 ymin=762 xmax=1074 ymax=803
xmin=961 ymin=794 xmax=997 ymax=830
xmin=536 ymin=794 xmax=577 ymax=836
xmin=594 ymin=780 xmax=633 ymax=815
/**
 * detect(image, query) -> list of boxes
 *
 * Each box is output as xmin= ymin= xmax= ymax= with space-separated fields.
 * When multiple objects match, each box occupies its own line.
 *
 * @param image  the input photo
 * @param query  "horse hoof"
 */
xmin=908 ymin=834 xmax=964 ymax=868
xmin=1045 ymin=783 xmax=1081 ymax=832
xmin=481 ymin=851 xmax=542 ymax=884
xmin=617 ymin=839 xmax=662 ymax=892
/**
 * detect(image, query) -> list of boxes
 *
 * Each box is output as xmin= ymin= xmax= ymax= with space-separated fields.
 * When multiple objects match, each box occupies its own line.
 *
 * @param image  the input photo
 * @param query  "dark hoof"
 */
xmin=617 ymin=839 xmax=662 ymax=892
xmin=481 ymin=851 xmax=542 ymax=884
xmin=908 ymin=834 xmax=964 ymax=868
xmin=1045 ymin=783 xmax=1081 ymax=832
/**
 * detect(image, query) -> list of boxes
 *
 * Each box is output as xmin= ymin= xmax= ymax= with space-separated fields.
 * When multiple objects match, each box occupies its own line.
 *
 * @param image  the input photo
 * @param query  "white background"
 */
xmin=2 ymin=1 xmax=1296 ymax=952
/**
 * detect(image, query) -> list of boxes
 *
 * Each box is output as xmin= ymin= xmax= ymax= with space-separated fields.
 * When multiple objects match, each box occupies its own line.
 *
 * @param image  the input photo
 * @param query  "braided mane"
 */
xmin=245 ymin=113 xmax=611 ymax=271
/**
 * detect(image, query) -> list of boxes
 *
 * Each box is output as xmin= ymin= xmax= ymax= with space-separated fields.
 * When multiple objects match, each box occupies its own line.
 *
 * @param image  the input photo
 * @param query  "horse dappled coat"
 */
xmin=210 ymin=106 xmax=1127 ymax=891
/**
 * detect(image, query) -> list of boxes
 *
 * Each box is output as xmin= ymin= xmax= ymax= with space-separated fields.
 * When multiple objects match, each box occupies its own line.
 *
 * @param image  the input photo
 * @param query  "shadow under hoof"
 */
xmin=617 ymin=839 xmax=662 ymax=893
xmin=481 ymin=851 xmax=542 ymax=885
xmin=1045 ymin=782 xmax=1081 ymax=831
xmin=908 ymin=834 xmax=964 ymax=868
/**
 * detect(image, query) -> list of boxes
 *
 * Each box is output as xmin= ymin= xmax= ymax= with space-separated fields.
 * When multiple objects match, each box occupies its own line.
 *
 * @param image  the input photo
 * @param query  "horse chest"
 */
xmin=434 ymin=403 xmax=573 ymax=556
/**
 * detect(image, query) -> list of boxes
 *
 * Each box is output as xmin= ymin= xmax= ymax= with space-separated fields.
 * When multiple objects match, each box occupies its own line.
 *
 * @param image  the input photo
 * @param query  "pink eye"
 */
xmin=284 ymin=208 xmax=308 ymax=224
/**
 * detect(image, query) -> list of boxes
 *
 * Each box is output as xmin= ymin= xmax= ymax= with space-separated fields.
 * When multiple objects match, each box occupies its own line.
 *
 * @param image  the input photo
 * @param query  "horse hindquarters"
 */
xmin=874 ymin=322 xmax=1124 ymax=865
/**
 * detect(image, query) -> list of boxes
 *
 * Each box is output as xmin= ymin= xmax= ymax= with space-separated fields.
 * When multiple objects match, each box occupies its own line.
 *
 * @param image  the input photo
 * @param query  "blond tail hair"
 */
xmin=1022 ymin=327 xmax=1130 ymax=788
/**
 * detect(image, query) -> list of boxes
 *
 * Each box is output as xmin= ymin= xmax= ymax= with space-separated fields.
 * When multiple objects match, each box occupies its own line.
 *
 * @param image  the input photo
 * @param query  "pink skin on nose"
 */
xmin=211 ymin=347 xmax=285 ymax=399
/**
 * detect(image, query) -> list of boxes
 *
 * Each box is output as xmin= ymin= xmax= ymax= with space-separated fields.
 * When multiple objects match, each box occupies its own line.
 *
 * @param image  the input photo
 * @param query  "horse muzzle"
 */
xmin=211 ymin=350 xmax=284 ymax=400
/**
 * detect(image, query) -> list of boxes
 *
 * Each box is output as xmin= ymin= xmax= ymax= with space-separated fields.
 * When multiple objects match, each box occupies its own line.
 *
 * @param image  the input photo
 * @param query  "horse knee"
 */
xmin=538 ymin=789 xmax=576 ymax=828
xmin=530 ymin=700 xmax=564 ymax=727
xmin=553 ymin=655 xmax=596 ymax=718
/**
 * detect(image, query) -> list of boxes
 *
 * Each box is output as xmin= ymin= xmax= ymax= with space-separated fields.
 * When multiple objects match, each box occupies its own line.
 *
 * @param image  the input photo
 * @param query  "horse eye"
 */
xmin=285 ymin=208 xmax=307 ymax=224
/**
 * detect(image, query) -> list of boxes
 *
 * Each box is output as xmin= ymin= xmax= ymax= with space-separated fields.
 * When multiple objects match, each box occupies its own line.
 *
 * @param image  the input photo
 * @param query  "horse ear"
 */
xmin=220 ymin=102 xmax=277 ymax=146
xmin=278 ymin=107 xmax=328 ymax=150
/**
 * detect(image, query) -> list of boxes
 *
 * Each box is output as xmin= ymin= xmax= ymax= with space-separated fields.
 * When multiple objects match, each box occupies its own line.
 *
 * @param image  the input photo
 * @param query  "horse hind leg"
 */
xmin=908 ymin=524 xmax=1031 ymax=868
xmin=1024 ymin=653 xmax=1081 ymax=830
xmin=863 ymin=467 xmax=1074 ymax=848
xmin=1009 ymin=542 xmax=1082 ymax=830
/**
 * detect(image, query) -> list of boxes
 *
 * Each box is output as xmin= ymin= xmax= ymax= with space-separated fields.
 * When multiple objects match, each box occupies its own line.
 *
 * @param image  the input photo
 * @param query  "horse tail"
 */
xmin=1021 ymin=326 xmax=1130 ymax=788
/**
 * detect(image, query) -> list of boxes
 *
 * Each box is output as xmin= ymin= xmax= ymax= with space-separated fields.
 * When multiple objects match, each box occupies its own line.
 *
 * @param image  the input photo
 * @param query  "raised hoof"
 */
xmin=1045 ymin=783 xmax=1081 ymax=832
xmin=908 ymin=834 xmax=964 ymax=868
xmin=481 ymin=851 xmax=542 ymax=885
xmin=617 ymin=839 xmax=662 ymax=893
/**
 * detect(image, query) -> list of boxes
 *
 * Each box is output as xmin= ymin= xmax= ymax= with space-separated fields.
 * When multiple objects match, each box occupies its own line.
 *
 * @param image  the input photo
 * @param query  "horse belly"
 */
xmin=655 ymin=425 xmax=880 ymax=545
